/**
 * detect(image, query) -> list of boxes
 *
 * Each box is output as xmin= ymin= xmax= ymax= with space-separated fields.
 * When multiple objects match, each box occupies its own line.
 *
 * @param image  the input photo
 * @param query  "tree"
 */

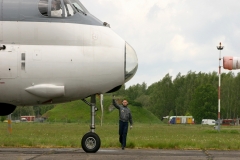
xmin=12 ymin=106 xmax=35 ymax=119
xmin=149 ymin=73 xmax=175 ymax=118
xmin=135 ymin=95 xmax=150 ymax=108
xmin=33 ymin=105 xmax=54 ymax=116
xmin=173 ymin=73 xmax=186 ymax=115
xmin=115 ymin=70 xmax=240 ymax=122
xmin=0 ymin=116 xmax=6 ymax=122
xmin=114 ymin=84 xmax=126 ymax=96
xmin=125 ymin=82 xmax=147 ymax=100
xmin=221 ymin=72 xmax=236 ymax=119
xmin=190 ymin=84 xmax=218 ymax=124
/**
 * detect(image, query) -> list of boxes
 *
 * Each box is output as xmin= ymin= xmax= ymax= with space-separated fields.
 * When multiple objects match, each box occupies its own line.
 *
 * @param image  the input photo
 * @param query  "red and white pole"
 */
xmin=217 ymin=42 xmax=224 ymax=131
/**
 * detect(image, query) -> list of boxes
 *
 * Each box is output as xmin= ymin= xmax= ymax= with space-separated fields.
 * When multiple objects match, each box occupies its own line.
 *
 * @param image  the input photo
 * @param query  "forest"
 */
xmin=115 ymin=71 xmax=240 ymax=124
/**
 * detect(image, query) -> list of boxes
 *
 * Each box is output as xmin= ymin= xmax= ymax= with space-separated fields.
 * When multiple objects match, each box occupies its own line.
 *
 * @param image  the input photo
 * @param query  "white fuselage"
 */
xmin=0 ymin=21 xmax=125 ymax=106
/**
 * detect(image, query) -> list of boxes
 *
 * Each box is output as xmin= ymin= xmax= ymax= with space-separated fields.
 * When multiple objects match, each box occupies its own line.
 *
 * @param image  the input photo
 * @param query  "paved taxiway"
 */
xmin=0 ymin=148 xmax=239 ymax=160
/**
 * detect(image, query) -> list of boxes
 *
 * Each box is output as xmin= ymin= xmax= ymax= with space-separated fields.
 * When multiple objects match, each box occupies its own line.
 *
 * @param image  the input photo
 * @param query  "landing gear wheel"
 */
xmin=81 ymin=132 xmax=101 ymax=153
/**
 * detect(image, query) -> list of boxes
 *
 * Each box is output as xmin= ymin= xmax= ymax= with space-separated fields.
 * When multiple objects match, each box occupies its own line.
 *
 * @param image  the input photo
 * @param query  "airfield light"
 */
xmin=216 ymin=42 xmax=224 ymax=132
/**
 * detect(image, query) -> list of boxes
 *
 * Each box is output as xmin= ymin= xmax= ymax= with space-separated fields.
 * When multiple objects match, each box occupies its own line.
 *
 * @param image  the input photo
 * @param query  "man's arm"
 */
xmin=129 ymin=112 xmax=133 ymax=126
xmin=112 ymin=99 xmax=120 ymax=109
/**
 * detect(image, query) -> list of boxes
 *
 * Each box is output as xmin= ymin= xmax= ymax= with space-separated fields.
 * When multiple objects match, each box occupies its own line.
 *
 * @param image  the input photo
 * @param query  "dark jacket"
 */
xmin=113 ymin=99 xmax=133 ymax=125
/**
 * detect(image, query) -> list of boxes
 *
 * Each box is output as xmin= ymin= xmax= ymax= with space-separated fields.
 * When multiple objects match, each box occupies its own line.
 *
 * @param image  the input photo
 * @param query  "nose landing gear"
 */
xmin=81 ymin=95 xmax=101 ymax=153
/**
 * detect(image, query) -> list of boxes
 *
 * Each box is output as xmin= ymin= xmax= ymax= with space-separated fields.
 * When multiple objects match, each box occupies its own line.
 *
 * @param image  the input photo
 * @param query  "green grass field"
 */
xmin=0 ymin=122 xmax=240 ymax=150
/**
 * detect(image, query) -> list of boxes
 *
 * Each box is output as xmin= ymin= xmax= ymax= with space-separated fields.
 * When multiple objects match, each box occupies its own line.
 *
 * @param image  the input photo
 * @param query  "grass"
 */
xmin=0 ymin=122 xmax=240 ymax=150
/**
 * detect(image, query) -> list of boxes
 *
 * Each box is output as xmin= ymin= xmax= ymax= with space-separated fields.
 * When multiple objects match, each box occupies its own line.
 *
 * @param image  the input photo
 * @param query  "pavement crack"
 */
xmin=202 ymin=149 xmax=214 ymax=160
xmin=27 ymin=150 xmax=56 ymax=160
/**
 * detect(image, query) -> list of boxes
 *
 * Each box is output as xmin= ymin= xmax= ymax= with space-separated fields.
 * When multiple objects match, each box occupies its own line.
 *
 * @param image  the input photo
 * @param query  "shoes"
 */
xmin=122 ymin=147 xmax=124 ymax=150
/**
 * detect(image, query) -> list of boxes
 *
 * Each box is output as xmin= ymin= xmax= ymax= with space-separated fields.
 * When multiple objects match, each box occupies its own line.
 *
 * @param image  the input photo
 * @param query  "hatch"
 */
xmin=0 ymin=49 xmax=18 ymax=79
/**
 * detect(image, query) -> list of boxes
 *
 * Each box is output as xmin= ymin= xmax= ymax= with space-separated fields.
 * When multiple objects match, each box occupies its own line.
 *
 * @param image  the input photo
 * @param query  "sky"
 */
xmin=81 ymin=0 xmax=240 ymax=88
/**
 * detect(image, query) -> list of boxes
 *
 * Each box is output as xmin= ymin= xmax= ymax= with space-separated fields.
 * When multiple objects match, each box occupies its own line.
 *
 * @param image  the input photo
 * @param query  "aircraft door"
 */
xmin=0 ymin=46 xmax=18 ymax=79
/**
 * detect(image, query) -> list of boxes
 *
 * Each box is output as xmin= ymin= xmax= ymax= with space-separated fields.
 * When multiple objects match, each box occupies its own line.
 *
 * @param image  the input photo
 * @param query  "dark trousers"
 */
xmin=119 ymin=120 xmax=128 ymax=148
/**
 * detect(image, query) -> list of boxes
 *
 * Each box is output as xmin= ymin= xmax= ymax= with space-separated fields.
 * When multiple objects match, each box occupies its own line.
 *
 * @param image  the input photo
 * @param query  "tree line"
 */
xmin=115 ymin=71 xmax=240 ymax=124
xmin=7 ymin=105 xmax=54 ymax=120
xmin=1 ymin=105 xmax=54 ymax=121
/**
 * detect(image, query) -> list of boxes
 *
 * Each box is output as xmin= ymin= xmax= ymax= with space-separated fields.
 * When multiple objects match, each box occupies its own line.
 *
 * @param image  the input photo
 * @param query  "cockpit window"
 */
xmin=51 ymin=0 xmax=63 ymax=17
xmin=71 ymin=2 xmax=84 ymax=12
xmin=63 ymin=0 xmax=77 ymax=17
xmin=70 ymin=0 xmax=88 ymax=13
xmin=38 ymin=0 xmax=88 ymax=18
xmin=38 ymin=0 xmax=49 ymax=16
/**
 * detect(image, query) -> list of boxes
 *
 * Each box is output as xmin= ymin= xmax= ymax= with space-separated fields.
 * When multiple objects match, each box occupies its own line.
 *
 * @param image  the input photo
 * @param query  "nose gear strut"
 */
xmin=81 ymin=95 xmax=101 ymax=153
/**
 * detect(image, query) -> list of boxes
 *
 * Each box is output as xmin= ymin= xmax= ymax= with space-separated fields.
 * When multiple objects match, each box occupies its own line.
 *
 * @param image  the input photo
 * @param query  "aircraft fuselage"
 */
xmin=0 ymin=0 xmax=138 ymax=107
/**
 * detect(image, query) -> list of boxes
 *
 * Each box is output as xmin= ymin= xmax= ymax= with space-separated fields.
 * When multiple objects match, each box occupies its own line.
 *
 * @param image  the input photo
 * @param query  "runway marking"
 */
xmin=99 ymin=149 xmax=117 ymax=152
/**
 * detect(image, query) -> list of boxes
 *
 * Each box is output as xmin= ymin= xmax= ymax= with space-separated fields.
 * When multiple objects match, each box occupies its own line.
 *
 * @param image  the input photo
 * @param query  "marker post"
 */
xmin=8 ymin=114 xmax=12 ymax=134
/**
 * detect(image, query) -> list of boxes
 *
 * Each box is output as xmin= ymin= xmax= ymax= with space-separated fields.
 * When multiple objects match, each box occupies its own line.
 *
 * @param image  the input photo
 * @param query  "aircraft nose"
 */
xmin=125 ymin=42 xmax=138 ymax=83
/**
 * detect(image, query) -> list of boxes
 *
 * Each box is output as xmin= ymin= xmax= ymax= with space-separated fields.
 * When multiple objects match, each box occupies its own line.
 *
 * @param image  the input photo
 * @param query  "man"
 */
xmin=112 ymin=97 xmax=133 ymax=150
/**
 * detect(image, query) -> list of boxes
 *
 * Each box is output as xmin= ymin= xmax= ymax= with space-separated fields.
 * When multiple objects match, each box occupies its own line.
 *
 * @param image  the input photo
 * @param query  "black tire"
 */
xmin=81 ymin=132 xmax=101 ymax=153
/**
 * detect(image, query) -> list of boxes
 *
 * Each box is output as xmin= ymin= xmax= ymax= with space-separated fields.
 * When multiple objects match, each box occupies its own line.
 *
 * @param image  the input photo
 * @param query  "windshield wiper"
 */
xmin=72 ymin=4 xmax=87 ymax=15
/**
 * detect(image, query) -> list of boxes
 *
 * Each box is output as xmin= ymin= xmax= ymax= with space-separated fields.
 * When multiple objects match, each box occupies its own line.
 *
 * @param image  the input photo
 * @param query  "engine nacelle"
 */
xmin=223 ymin=56 xmax=240 ymax=70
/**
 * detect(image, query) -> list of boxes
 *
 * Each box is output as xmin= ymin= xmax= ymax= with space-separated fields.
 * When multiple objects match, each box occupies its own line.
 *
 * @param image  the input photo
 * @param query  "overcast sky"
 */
xmin=81 ymin=0 xmax=240 ymax=88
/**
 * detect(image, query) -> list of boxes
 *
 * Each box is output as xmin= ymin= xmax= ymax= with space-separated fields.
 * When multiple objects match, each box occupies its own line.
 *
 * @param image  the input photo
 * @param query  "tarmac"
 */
xmin=0 ymin=148 xmax=239 ymax=160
